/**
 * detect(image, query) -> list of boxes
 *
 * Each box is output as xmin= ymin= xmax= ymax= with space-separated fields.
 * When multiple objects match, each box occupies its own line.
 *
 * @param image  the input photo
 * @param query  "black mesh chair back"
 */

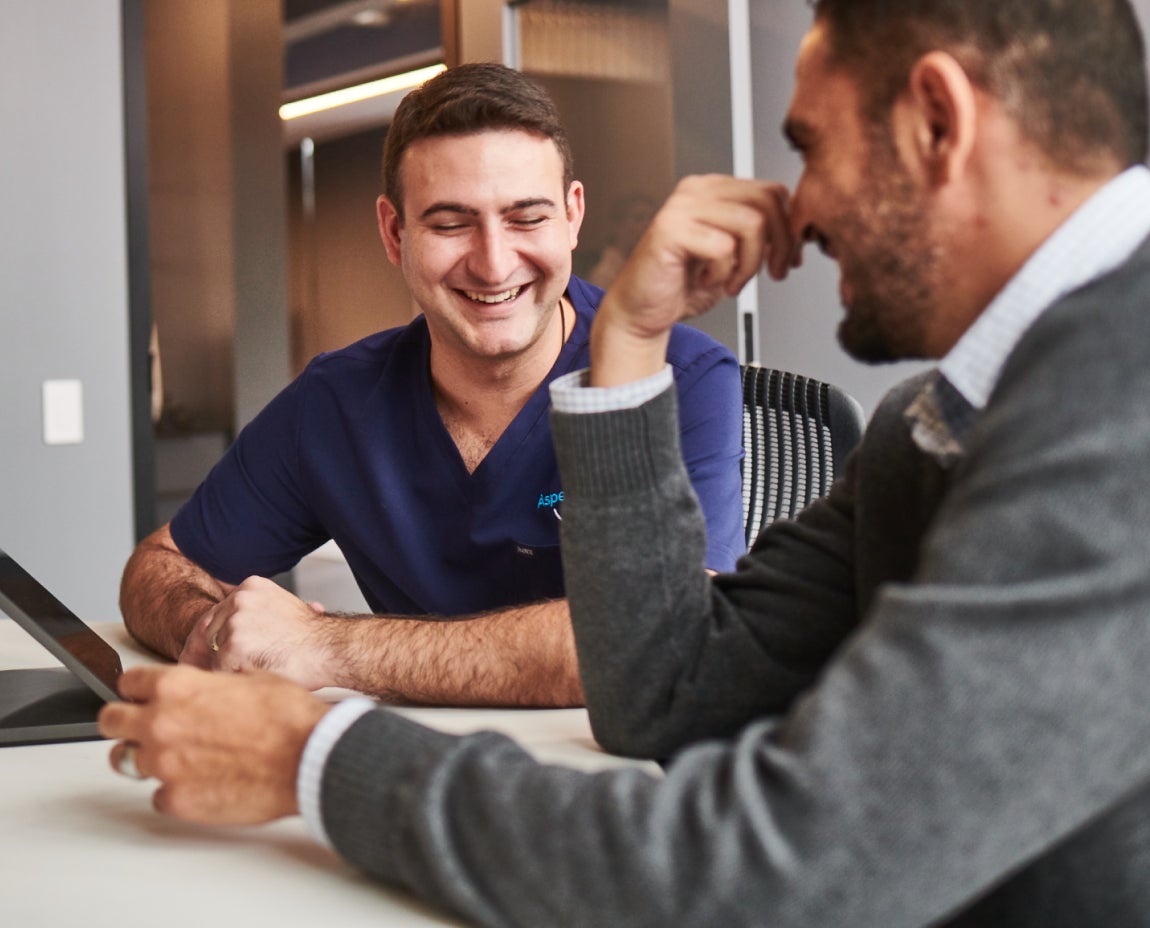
xmin=740 ymin=365 xmax=866 ymax=549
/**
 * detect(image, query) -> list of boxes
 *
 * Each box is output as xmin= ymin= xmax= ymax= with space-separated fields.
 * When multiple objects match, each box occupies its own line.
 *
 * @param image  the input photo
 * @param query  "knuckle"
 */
xmin=151 ymin=748 xmax=183 ymax=782
xmin=154 ymin=665 xmax=193 ymax=699
xmin=146 ymin=712 xmax=179 ymax=746
xmin=677 ymin=174 xmax=706 ymax=193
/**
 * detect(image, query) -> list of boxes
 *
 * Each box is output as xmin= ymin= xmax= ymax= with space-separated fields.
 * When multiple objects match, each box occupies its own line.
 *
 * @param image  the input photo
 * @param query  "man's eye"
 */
xmin=512 ymin=216 xmax=548 ymax=228
xmin=431 ymin=223 xmax=468 ymax=233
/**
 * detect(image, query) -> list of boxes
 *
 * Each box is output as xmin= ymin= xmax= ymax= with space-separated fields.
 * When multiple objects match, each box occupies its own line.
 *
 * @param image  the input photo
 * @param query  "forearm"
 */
xmin=588 ymin=293 xmax=671 ymax=387
xmin=119 ymin=524 xmax=225 ymax=659
xmin=552 ymin=387 xmax=856 ymax=758
xmin=322 ymin=598 xmax=583 ymax=707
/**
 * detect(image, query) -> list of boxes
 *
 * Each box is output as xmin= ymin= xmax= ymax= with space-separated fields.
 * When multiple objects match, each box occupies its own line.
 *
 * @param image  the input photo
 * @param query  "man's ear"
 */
xmin=903 ymin=51 xmax=977 ymax=185
xmin=565 ymin=180 xmax=586 ymax=251
xmin=377 ymin=195 xmax=403 ymax=266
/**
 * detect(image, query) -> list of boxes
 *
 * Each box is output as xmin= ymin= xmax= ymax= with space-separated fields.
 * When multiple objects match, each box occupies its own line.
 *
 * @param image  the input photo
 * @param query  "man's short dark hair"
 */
xmin=382 ymin=62 xmax=575 ymax=217
xmin=811 ymin=0 xmax=1149 ymax=172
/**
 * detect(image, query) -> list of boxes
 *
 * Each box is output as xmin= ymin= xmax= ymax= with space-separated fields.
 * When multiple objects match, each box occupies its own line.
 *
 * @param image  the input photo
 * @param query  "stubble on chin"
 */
xmin=834 ymin=133 xmax=941 ymax=364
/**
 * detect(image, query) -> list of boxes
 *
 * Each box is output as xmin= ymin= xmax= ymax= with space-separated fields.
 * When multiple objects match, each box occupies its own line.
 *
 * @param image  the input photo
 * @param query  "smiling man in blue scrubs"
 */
xmin=118 ymin=63 xmax=743 ymax=706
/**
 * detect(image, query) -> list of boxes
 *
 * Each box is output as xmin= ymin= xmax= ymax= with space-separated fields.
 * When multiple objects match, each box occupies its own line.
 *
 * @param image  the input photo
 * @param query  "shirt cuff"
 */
xmin=297 ymin=696 xmax=376 ymax=847
xmin=549 ymin=365 xmax=673 ymax=414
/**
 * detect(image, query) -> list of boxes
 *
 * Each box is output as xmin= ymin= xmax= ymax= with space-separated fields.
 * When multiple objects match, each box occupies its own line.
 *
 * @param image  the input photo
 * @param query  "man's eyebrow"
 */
xmin=418 ymin=202 xmax=479 ymax=221
xmin=503 ymin=197 xmax=557 ymax=213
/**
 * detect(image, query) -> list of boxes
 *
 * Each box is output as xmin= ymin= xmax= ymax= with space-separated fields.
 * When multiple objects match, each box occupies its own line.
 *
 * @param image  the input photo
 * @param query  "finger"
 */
xmin=720 ymin=221 xmax=760 ymax=296
xmin=152 ymin=780 xmax=236 ymax=825
xmin=687 ymin=261 xmax=734 ymax=307
xmin=208 ymin=622 xmax=226 ymax=656
xmin=98 ymin=699 xmax=145 ymax=739
xmin=152 ymin=782 xmax=175 ymax=817
xmin=763 ymin=186 xmax=799 ymax=281
xmin=754 ymin=185 xmax=790 ymax=281
xmin=107 ymin=739 xmax=129 ymax=775
xmin=672 ymin=215 xmax=731 ymax=272
xmin=669 ymin=193 xmax=782 ymax=295
xmin=684 ymin=216 xmax=763 ymax=297
xmin=790 ymin=236 xmax=805 ymax=271
xmin=177 ymin=635 xmax=214 ymax=670
xmin=153 ymin=783 xmax=222 ymax=824
xmin=114 ymin=664 xmax=173 ymax=702
xmin=153 ymin=781 xmax=201 ymax=820
xmin=199 ymin=604 xmax=229 ymax=657
xmin=730 ymin=184 xmax=791 ymax=290
xmin=109 ymin=739 xmax=151 ymax=780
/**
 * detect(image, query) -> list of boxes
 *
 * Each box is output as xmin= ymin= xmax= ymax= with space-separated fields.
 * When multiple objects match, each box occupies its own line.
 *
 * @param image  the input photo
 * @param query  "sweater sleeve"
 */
xmin=552 ymin=385 xmax=860 ymax=758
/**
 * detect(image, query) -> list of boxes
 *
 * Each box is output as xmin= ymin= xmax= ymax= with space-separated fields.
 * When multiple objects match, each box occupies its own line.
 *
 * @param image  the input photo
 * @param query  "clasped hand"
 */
xmin=179 ymin=576 xmax=338 ymax=690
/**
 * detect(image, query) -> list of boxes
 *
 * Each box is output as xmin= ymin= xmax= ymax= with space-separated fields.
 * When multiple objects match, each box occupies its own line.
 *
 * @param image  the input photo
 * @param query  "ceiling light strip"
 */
xmin=279 ymin=63 xmax=446 ymax=120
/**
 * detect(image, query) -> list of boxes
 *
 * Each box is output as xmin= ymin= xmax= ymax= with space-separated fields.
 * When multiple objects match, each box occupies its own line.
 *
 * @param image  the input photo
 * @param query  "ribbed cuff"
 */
xmin=319 ymin=708 xmax=465 ymax=874
xmin=298 ymin=697 xmax=376 ymax=847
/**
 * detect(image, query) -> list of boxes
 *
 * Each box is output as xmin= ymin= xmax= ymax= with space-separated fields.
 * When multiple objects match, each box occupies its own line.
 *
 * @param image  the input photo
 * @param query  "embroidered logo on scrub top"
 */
xmin=537 ymin=490 xmax=564 ymax=521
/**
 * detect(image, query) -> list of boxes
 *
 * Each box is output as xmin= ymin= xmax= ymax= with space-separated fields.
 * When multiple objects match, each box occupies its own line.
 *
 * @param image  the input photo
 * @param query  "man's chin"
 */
xmin=837 ymin=315 xmax=902 ymax=365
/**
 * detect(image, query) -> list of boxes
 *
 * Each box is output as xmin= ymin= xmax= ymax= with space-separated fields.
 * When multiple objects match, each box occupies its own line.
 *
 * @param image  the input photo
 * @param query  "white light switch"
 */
xmin=43 ymin=380 xmax=84 ymax=445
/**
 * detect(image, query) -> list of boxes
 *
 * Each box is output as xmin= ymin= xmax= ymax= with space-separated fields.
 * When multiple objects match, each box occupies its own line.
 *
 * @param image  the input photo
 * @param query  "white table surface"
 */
xmin=0 ymin=619 xmax=655 ymax=927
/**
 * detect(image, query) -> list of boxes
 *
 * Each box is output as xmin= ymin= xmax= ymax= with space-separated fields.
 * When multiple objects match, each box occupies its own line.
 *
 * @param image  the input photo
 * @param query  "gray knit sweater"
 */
xmin=320 ymin=238 xmax=1150 ymax=926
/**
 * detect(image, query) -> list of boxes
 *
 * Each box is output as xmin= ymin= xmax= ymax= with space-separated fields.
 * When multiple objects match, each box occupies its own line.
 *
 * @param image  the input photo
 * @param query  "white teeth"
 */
xmin=463 ymin=286 xmax=522 ymax=304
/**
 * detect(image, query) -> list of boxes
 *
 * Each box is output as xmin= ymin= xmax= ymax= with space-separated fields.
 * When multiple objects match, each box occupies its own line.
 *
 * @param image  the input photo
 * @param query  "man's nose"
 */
xmin=469 ymin=226 xmax=517 ymax=283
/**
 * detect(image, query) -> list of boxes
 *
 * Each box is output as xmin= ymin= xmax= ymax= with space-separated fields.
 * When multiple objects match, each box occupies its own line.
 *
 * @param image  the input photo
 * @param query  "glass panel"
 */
xmin=513 ymin=1 xmax=672 ymax=288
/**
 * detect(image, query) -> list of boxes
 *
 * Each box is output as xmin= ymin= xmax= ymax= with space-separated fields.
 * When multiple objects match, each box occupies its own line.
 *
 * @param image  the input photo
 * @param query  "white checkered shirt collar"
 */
xmin=907 ymin=165 xmax=1150 ymax=465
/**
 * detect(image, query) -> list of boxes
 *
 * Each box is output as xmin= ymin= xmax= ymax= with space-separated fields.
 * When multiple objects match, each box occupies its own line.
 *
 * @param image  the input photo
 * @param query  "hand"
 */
xmin=179 ymin=576 xmax=340 ymax=690
xmin=591 ymin=175 xmax=800 ymax=386
xmin=98 ymin=665 xmax=331 ymax=824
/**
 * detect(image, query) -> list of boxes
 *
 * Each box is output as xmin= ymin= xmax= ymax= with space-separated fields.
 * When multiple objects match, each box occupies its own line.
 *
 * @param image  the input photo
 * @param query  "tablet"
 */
xmin=0 ymin=547 xmax=123 ymax=746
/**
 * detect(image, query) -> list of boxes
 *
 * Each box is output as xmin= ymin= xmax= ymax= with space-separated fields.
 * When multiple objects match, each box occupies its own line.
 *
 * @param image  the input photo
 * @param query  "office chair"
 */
xmin=740 ymin=365 xmax=866 ymax=549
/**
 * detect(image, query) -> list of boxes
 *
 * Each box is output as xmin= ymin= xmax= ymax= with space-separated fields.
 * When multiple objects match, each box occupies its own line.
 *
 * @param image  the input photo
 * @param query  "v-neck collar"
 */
xmin=418 ymin=287 xmax=593 ymax=494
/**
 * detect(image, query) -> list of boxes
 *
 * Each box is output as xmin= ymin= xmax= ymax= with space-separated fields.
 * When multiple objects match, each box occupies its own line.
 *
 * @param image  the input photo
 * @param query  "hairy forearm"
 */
xmin=119 ymin=525 xmax=225 ymax=660
xmin=320 ymin=599 xmax=583 ymax=707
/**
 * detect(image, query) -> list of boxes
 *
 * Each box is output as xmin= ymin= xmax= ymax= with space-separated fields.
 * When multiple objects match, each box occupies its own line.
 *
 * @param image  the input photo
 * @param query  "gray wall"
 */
xmin=747 ymin=0 xmax=1150 ymax=416
xmin=0 ymin=1 xmax=136 ymax=620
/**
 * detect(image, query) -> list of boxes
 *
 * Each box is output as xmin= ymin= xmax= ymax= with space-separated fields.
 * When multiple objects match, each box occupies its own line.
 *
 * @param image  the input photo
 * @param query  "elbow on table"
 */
xmin=585 ymin=701 xmax=694 ymax=761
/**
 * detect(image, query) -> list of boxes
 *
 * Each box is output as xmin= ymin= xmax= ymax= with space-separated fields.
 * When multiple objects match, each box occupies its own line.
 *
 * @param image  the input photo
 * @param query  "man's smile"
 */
xmin=461 ymin=286 xmax=525 ymax=304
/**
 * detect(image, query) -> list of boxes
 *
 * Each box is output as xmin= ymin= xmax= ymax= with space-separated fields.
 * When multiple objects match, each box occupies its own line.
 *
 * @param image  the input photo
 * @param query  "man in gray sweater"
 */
xmin=99 ymin=0 xmax=1150 ymax=925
